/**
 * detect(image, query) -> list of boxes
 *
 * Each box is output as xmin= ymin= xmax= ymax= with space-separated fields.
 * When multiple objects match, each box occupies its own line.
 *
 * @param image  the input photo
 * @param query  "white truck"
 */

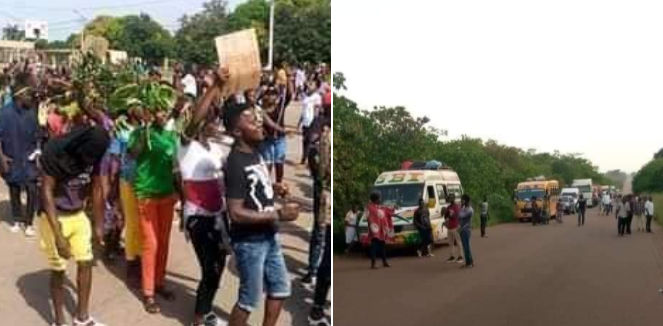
xmin=571 ymin=179 xmax=594 ymax=207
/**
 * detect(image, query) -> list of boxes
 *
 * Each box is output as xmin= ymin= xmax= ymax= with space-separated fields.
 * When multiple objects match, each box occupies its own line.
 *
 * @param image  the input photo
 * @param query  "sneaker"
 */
xmin=73 ymin=316 xmax=106 ymax=326
xmin=301 ymin=273 xmax=314 ymax=284
xmin=446 ymin=256 xmax=455 ymax=262
xmin=24 ymin=225 xmax=36 ymax=237
xmin=309 ymin=306 xmax=329 ymax=326
xmin=426 ymin=253 xmax=434 ymax=257
xmin=9 ymin=222 xmax=21 ymax=233
xmin=416 ymin=249 xmax=422 ymax=257
xmin=456 ymin=257 xmax=464 ymax=264
xmin=203 ymin=313 xmax=226 ymax=326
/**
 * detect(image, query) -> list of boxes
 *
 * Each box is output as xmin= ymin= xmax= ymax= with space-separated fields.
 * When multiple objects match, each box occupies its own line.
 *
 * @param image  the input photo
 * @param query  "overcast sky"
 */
xmin=0 ymin=0 xmax=244 ymax=41
xmin=334 ymin=0 xmax=663 ymax=173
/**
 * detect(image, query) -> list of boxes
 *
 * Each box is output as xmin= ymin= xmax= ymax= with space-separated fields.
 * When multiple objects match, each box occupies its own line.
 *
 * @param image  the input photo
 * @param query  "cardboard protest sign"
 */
xmin=215 ymin=29 xmax=261 ymax=95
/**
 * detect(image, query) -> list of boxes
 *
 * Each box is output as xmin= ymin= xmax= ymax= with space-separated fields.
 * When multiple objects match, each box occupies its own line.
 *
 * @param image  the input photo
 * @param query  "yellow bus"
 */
xmin=514 ymin=179 xmax=560 ymax=221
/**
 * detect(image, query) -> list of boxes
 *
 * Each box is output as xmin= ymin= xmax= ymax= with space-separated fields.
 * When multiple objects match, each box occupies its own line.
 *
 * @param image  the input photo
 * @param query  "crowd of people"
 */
xmin=344 ymin=185 xmax=657 ymax=272
xmin=0 ymin=57 xmax=331 ymax=326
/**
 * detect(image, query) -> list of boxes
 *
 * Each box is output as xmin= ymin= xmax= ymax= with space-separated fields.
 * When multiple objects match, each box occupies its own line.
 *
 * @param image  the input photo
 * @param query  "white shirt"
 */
xmin=602 ymin=194 xmax=611 ymax=205
xmin=300 ymin=92 xmax=321 ymax=128
xmin=177 ymin=140 xmax=230 ymax=216
xmin=182 ymin=73 xmax=197 ymax=97
xmin=295 ymin=69 xmax=306 ymax=87
xmin=645 ymin=201 xmax=654 ymax=216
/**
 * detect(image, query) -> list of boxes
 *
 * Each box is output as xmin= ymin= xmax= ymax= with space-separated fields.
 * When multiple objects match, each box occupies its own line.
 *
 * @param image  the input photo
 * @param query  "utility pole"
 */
xmin=267 ymin=0 xmax=275 ymax=71
xmin=72 ymin=10 xmax=87 ymax=50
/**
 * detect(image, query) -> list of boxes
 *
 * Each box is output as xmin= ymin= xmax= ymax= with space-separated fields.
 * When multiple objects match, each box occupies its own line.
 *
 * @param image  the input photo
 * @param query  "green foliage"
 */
xmin=334 ymin=75 xmax=614 ymax=250
xmin=632 ymin=159 xmax=663 ymax=194
xmin=109 ymin=80 xmax=176 ymax=113
xmin=113 ymin=14 xmax=174 ymax=65
xmin=175 ymin=0 xmax=230 ymax=66
xmin=654 ymin=148 xmax=663 ymax=159
xmin=271 ymin=0 xmax=331 ymax=65
xmin=174 ymin=0 xmax=330 ymax=66
xmin=2 ymin=24 xmax=25 ymax=41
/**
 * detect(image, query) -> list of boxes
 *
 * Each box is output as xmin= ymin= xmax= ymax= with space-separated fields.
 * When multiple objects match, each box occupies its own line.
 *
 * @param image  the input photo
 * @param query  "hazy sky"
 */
xmin=0 ymin=0 xmax=245 ymax=41
xmin=334 ymin=0 xmax=663 ymax=173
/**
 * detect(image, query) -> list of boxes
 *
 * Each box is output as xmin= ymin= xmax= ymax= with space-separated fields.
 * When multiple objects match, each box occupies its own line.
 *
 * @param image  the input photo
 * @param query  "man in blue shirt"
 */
xmin=0 ymin=74 xmax=40 ymax=236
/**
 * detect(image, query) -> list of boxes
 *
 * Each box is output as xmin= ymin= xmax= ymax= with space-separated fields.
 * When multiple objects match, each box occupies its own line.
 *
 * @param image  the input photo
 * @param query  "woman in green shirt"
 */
xmin=128 ymin=107 xmax=179 ymax=313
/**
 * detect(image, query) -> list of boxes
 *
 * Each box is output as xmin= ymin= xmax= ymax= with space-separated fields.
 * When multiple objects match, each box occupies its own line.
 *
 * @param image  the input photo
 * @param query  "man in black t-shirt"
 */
xmin=577 ymin=194 xmax=587 ymax=226
xmin=39 ymin=126 xmax=110 ymax=326
xmin=224 ymin=102 xmax=299 ymax=326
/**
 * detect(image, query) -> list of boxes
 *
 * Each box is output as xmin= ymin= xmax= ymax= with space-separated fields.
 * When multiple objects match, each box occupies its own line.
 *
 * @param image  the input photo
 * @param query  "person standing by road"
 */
xmin=367 ymin=192 xmax=393 ymax=269
xmin=616 ymin=195 xmax=629 ymax=236
xmin=444 ymin=194 xmax=463 ymax=263
xmin=344 ymin=204 xmax=360 ymax=253
xmin=480 ymin=196 xmax=489 ymax=237
xmin=645 ymin=196 xmax=655 ymax=233
xmin=531 ymin=196 xmax=542 ymax=226
xmin=413 ymin=198 xmax=433 ymax=257
xmin=634 ymin=196 xmax=645 ymax=232
xmin=576 ymin=194 xmax=587 ymax=226
xmin=458 ymin=194 xmax=475 ymax=268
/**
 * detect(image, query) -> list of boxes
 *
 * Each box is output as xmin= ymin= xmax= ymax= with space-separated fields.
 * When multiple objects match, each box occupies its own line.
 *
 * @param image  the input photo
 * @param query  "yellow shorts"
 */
xmin=37 ymin=211 xmax=93 ymax=271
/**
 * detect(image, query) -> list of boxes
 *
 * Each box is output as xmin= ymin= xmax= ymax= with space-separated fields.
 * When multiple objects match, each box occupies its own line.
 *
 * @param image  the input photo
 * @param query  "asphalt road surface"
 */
xmin=334 ymin=206 xmax=663 ymax=326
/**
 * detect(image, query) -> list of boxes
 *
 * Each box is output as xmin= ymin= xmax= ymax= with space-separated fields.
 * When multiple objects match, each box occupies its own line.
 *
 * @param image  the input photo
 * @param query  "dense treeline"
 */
xmin=333 ymin=73 xmax=613 ymax=248
xmin=632 ymin=155 xmax=663 ymax=194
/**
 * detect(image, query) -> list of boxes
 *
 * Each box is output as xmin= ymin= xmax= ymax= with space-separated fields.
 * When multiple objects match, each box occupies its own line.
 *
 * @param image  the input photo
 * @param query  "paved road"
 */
xmin=334 ymin=207 xmax=663 ymax=326
xmin=0 ymin=103 xmax=323 ymax=326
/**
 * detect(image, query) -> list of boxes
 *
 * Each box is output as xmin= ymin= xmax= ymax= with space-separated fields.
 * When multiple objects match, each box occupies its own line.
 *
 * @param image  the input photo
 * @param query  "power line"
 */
xmin=0 ymin=0 xmax=189 ymax=12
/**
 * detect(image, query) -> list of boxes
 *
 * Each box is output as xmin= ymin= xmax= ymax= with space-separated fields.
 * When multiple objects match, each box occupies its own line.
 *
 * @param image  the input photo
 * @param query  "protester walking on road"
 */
xmin=616 ymin=195 xmax=629 ymax=236
xmin=178 ymin=70 xmax=232 ymax=326
xmin=128 ymin=101 xmax=180 ymax=313
xmin=367 ymin=192 xmax=393 ymax=269
xmin=38 ymin=126 xmax=110 ymax=326
xmin=0 ymin=73 xmax=40 ymax=237
xmin=645 ymin=196 xmax=655 ymax=233
xmin=224 ymin=101 xmax=300 ymax=326
xmin=602 ymin=192 xmax=611 ymax=216
xmin=556 ymin=199 xmax=564 ymax=223
xmin=576 ymin=194 xmax=587 ymax=226
xmin=458 ymin=194 xmax=475 ymax=268
xmin=444 ymin=194 xmax=463 ymax=263
xmin=414 ymin=198 xmax=433 ymax=257
xmin=309 ymin=123 xmax=331 ymax=325
xmin=626 ymin=195 xmax=635 ymax=234
xmin=480 ymin=196 xmax=489 ymax=237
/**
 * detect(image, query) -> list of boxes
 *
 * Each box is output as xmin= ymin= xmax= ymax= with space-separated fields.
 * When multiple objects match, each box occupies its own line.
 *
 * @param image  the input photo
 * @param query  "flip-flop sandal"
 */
xmin=144 ymin=297 xmax=161 ymax=314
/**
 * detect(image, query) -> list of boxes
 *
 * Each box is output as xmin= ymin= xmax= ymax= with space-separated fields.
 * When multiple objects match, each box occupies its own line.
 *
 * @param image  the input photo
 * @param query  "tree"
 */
xmin=633 ymin=159 xmax=663 ymax=193
xmin=2 ymin=24 xmax=25 ymax=41
xmin=174 ymin=0 xmax=331 ymax=66
xmin=654 ymin=148 xmax=663 ymax=159
xmin=271 ymin=0 xmax=330 ymax=65
xmin=112 ymin=14 xmax=174 ymax=65
xmin=175 ymin=0 xmax=230 ymax=66
xmin=227 ymin=0 xmax=270 ymax=61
